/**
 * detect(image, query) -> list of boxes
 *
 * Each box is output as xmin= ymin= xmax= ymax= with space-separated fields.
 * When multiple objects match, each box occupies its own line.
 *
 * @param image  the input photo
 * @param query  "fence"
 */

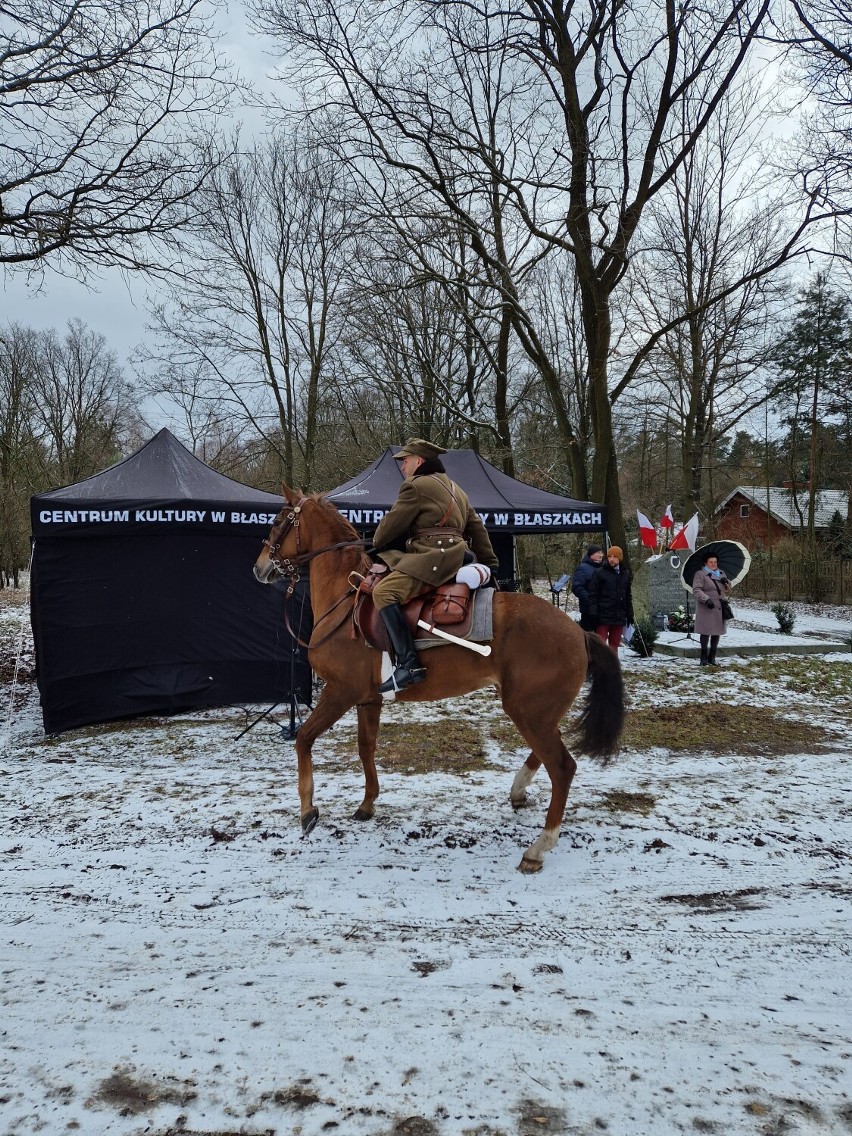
xmin=738 ymin=559 xmax=852 ymax=605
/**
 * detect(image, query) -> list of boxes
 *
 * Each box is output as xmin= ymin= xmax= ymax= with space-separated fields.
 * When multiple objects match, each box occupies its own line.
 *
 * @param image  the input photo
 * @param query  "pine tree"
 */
xmin=771 ymin=273 xmax=852 ymax=576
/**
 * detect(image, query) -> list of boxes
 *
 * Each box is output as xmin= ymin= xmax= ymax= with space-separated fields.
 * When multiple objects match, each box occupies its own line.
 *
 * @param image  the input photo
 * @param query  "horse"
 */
xmin=253 ymin=486 xmax=625 ymax=872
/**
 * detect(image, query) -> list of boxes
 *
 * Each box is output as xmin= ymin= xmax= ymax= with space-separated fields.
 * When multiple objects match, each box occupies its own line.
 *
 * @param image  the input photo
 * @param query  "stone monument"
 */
xmin=647 ymin=551 xmax=691 ymax=623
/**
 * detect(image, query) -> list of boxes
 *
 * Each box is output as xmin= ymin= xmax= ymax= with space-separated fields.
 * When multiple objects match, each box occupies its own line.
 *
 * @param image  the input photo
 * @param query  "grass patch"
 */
xmin=316 ymin=718 xmax=497 ymax=776
xmin=623 ymin=703 xmax=833 ymax=755
xmin=487 ymin=718 xmax=526 ymax=751
xmin=597 ymin=789 xmax=656 ymax=815
xmin=377 ymin=720 xmax=494 ymax=775
xmin=775 ymin=658 xmax=852 ymax=699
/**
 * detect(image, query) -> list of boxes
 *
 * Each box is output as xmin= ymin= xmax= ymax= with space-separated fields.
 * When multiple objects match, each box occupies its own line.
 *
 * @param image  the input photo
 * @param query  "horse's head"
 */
xmin=254 ymin=484 xmax=367 ymax=586
xmin=253 ymin=484 xmax=308 ymax=585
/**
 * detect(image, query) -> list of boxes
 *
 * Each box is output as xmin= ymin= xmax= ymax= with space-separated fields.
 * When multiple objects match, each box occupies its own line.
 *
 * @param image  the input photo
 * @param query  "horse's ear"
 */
xmin=281 ymin=482 xmax=298 ymax=505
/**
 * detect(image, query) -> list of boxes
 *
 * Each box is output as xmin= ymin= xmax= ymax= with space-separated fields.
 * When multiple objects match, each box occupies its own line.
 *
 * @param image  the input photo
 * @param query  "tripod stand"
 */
xmin=668 ymin=587 xmax=696 ymax=644
xmin=279 ymin=642 xmax=303 ymax=740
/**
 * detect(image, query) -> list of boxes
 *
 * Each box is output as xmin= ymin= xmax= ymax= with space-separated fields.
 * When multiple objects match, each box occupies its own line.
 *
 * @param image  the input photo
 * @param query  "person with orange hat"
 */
xmin=586 ymin=545 xmax=633 ymax=652
xmin=371 ymin=438 xmax=499 ymax=692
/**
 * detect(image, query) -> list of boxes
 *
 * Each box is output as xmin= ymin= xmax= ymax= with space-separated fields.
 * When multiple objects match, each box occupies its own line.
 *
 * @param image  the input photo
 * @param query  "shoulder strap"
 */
xmin=438 ymin=479 xmax=460 ymax=526
xmin=420 ymin=473 xmax=460 ymax=527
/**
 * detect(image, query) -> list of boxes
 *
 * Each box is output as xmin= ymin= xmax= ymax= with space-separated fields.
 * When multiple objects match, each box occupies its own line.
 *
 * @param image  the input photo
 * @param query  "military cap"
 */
xmin=393 ymin=438 xmax=448 ymax=460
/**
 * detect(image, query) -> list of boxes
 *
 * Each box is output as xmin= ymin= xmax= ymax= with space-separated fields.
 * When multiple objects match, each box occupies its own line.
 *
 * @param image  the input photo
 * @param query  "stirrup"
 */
xmin=379 ymin=664 xmax=426 ymax=693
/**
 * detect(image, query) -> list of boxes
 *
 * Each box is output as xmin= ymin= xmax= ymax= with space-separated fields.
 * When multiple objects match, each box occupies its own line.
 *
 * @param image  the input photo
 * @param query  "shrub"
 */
xmin=627 ymin=615 xmax=659 ymax=657
xmin=771 ymin=602 xmax=796 ymax=634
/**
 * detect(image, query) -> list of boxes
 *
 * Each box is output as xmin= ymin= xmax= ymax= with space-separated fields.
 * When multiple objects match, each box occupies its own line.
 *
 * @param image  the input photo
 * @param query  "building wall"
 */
xmin=716 ymin=493 xmax=791 ymax=547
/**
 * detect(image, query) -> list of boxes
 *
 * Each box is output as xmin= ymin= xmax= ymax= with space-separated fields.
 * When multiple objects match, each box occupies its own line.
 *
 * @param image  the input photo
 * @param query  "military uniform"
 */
xmin=373 ymin=470 xmax=498 ymax=608
xmin=371 ymin=438 xmax=498 ymax=692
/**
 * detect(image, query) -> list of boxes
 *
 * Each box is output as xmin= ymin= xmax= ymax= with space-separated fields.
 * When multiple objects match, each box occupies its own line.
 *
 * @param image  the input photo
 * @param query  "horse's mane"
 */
xmin=310 ymin=493 xmax=360 ymax=542
xmin=306 ymin=493 xmax=373 ymax=575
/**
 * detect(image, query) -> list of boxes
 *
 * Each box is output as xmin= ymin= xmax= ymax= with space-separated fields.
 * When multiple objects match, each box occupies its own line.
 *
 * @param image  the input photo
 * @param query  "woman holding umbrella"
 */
xmin=692 ymin=553 xmax=732 ymax=666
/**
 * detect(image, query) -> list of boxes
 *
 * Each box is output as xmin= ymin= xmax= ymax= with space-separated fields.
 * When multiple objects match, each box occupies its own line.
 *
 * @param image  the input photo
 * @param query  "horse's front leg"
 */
xmin=294 ymin=683 xmax=357 ymax=834
xmin=502 ymin=693 xmax=577 ymax=872
xmin=353 ymin=698 xmax=382 ymax=821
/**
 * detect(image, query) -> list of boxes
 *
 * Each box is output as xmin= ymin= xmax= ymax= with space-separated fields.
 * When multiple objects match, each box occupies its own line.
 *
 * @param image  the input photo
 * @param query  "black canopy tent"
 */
xmin=30 ymin=429 xmax=311 ymax=734
xmin=327 ymin=448 xmax=608 ymax=582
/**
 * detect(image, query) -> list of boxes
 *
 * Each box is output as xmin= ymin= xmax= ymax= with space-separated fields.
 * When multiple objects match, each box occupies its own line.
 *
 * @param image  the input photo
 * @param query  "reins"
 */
xmin=262 ymin=497 xmax=371 ymax=651
xmin=284 ymin=584 xmax=358 ymax=651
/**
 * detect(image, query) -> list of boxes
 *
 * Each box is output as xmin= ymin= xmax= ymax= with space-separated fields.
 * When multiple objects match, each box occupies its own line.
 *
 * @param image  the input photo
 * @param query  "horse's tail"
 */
xmin=575 ymin=630 xmax=625 ymax=762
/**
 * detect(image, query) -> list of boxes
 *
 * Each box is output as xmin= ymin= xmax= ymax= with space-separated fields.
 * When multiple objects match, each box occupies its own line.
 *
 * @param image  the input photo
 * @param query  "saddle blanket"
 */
xmin=414 ymin=585 xmax=494 ymax=650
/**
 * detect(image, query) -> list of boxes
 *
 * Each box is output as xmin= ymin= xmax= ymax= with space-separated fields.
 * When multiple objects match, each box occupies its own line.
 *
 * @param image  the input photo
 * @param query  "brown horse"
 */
xmin=253 ymin=486 xmax=625 ymax=872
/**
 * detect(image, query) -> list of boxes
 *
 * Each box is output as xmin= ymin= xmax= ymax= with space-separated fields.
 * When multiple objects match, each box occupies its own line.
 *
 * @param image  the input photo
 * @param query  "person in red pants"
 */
xmin=587 ymin=546 xmax=633 ymax=652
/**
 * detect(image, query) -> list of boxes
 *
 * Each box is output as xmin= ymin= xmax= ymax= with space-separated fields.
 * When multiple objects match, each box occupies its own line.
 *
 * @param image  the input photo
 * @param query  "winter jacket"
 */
xmin=373 ymin=471 xmax=498 ymax=586
xmin=692 ymin=568 xmax=731 ymax=637
xmin=572 ymin=554 xmax=602 ymax=630
xmin=587 ymin=562 xmax=634 ymax=627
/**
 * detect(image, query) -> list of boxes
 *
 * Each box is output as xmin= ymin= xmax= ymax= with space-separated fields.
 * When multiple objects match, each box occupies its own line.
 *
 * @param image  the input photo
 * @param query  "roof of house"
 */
xmin=717 ymin=485 xmax=849 ymax=530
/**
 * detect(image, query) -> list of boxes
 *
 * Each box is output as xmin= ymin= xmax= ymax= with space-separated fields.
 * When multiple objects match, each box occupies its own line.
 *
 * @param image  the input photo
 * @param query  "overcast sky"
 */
xmin=1 ymin=6 xmax=279 ymax=370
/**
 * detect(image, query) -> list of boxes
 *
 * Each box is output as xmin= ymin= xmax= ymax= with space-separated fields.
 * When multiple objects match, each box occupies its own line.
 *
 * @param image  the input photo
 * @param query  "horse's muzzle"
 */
xmin=253 ymin=562 xmax=274 ymax=584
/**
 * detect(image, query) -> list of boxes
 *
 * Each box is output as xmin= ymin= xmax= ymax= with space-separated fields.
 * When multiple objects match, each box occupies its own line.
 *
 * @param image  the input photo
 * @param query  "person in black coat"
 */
xmin=571 ymin=543 xmax=605 ymax=631
xmin=587 ymin=546 xmax=634 ymax=651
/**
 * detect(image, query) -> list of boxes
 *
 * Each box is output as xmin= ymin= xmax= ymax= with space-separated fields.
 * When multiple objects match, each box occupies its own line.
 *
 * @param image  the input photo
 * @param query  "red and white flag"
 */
xmin=660 ymin=504 xmax=674 ymax=529
xmin=636 ymin=510 xmax=657 ymax=549
xmin=669 ymin=512 xmax=699 ymax=551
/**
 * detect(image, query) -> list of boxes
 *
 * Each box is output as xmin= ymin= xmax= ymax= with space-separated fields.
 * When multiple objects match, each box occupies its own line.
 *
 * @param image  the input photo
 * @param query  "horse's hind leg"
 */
xmin=502 ymin=697 xmax=577 ymax=872
xmin=353 ymin=699 xmax=382 ymax=821
xmin=519 ymin=734 xmax=576 ymax=873
xmin=510 ymin=754 xmax=542 ymax=810
xmin=294 ymin=683 xmax=358 ymax=834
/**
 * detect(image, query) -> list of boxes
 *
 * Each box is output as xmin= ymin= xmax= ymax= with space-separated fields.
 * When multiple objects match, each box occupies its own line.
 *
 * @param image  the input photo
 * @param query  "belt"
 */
xmin=414 ymin=527 xmax=465 ymax=539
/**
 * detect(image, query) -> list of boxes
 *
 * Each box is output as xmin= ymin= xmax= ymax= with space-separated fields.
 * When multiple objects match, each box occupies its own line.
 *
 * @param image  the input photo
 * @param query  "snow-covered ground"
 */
xmin=2 ymin=589 xmax=851 ymax=1136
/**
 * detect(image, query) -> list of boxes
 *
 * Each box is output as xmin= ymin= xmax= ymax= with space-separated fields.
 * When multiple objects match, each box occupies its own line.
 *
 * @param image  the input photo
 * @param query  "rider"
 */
xmin=371 ymin=438 xmax=499 ymax=693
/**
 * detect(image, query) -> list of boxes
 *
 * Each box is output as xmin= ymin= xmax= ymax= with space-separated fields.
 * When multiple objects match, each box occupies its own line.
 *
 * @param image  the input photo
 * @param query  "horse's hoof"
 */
xmin=301 ymin=809 xmax=319 ymax=835
xmin=510 ymin=796 xmax=528 ymax=811
xmin=352 ymin=807 xmax=374 ymax=822
xmin=517 ymin=855 xmax=544 ymax=874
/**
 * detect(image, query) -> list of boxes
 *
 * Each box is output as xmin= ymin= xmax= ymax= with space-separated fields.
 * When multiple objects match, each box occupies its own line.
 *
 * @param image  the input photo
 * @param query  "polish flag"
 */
xmin=669 ymin=513 xmax=700 ymax=551
xmin=660 ymin=504 xmax=674 ymax=529
xmin=636 ymin=510 xmax=658 ymax=549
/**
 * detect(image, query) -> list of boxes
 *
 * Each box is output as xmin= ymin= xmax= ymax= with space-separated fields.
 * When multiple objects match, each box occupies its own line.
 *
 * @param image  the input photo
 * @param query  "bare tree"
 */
xmin=332 ymin=215 xmax=539 ymax=471
xmin=615 ymin=82 xmax=789 ymax=523
xmin=0 ymin=324 xmax=40 ymax=583
xmin=0 ymin=318 xmax=138 ymax=579
xmin=1 ymin=0 xmax=230 ymax=271
xmin=140 ymin=131 xmax=357 ymax=486
xmin=30 ymin=318 xmax=138 ymax=483
xmin=249 ymin=0 xmax=827 ymax=554
xmin=786 ymin=0 xmax=852 ymax=238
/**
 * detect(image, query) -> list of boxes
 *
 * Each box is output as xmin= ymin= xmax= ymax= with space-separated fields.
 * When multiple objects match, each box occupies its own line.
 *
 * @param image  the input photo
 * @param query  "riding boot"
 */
xmin=378 ymin=603 xmax=426 ymax=693
xmin=699 ymin=635 xmax=709 ymax=666
xmin=708 ymin=636 xmax=719 ymax=666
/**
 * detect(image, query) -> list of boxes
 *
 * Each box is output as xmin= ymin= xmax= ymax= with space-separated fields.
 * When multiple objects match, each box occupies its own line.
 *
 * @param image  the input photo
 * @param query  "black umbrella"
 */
xmin=681 ymin=540 xmax=751 ymax=593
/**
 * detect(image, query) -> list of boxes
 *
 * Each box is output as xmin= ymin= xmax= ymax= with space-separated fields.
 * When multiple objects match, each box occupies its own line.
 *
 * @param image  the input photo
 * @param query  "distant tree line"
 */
xmin=2 ymin=0 xmax=852 ymax=584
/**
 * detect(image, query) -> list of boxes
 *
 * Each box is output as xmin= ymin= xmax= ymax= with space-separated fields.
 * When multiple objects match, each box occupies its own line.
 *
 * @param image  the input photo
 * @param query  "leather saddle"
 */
xmin=352 ymin=563 xmax=475 ymax=651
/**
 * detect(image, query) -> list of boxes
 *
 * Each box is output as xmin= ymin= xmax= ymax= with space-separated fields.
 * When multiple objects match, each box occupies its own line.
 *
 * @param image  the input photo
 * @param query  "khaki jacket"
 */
xmin=373 ymin=472 xmax=498 ymax=585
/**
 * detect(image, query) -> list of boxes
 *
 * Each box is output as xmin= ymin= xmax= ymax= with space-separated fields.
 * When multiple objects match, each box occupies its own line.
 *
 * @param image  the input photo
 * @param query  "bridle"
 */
xmin=261 ymin=498 xmax=309 ymax=591
xmin=260 ymin=496 xmax=372 ymax=649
